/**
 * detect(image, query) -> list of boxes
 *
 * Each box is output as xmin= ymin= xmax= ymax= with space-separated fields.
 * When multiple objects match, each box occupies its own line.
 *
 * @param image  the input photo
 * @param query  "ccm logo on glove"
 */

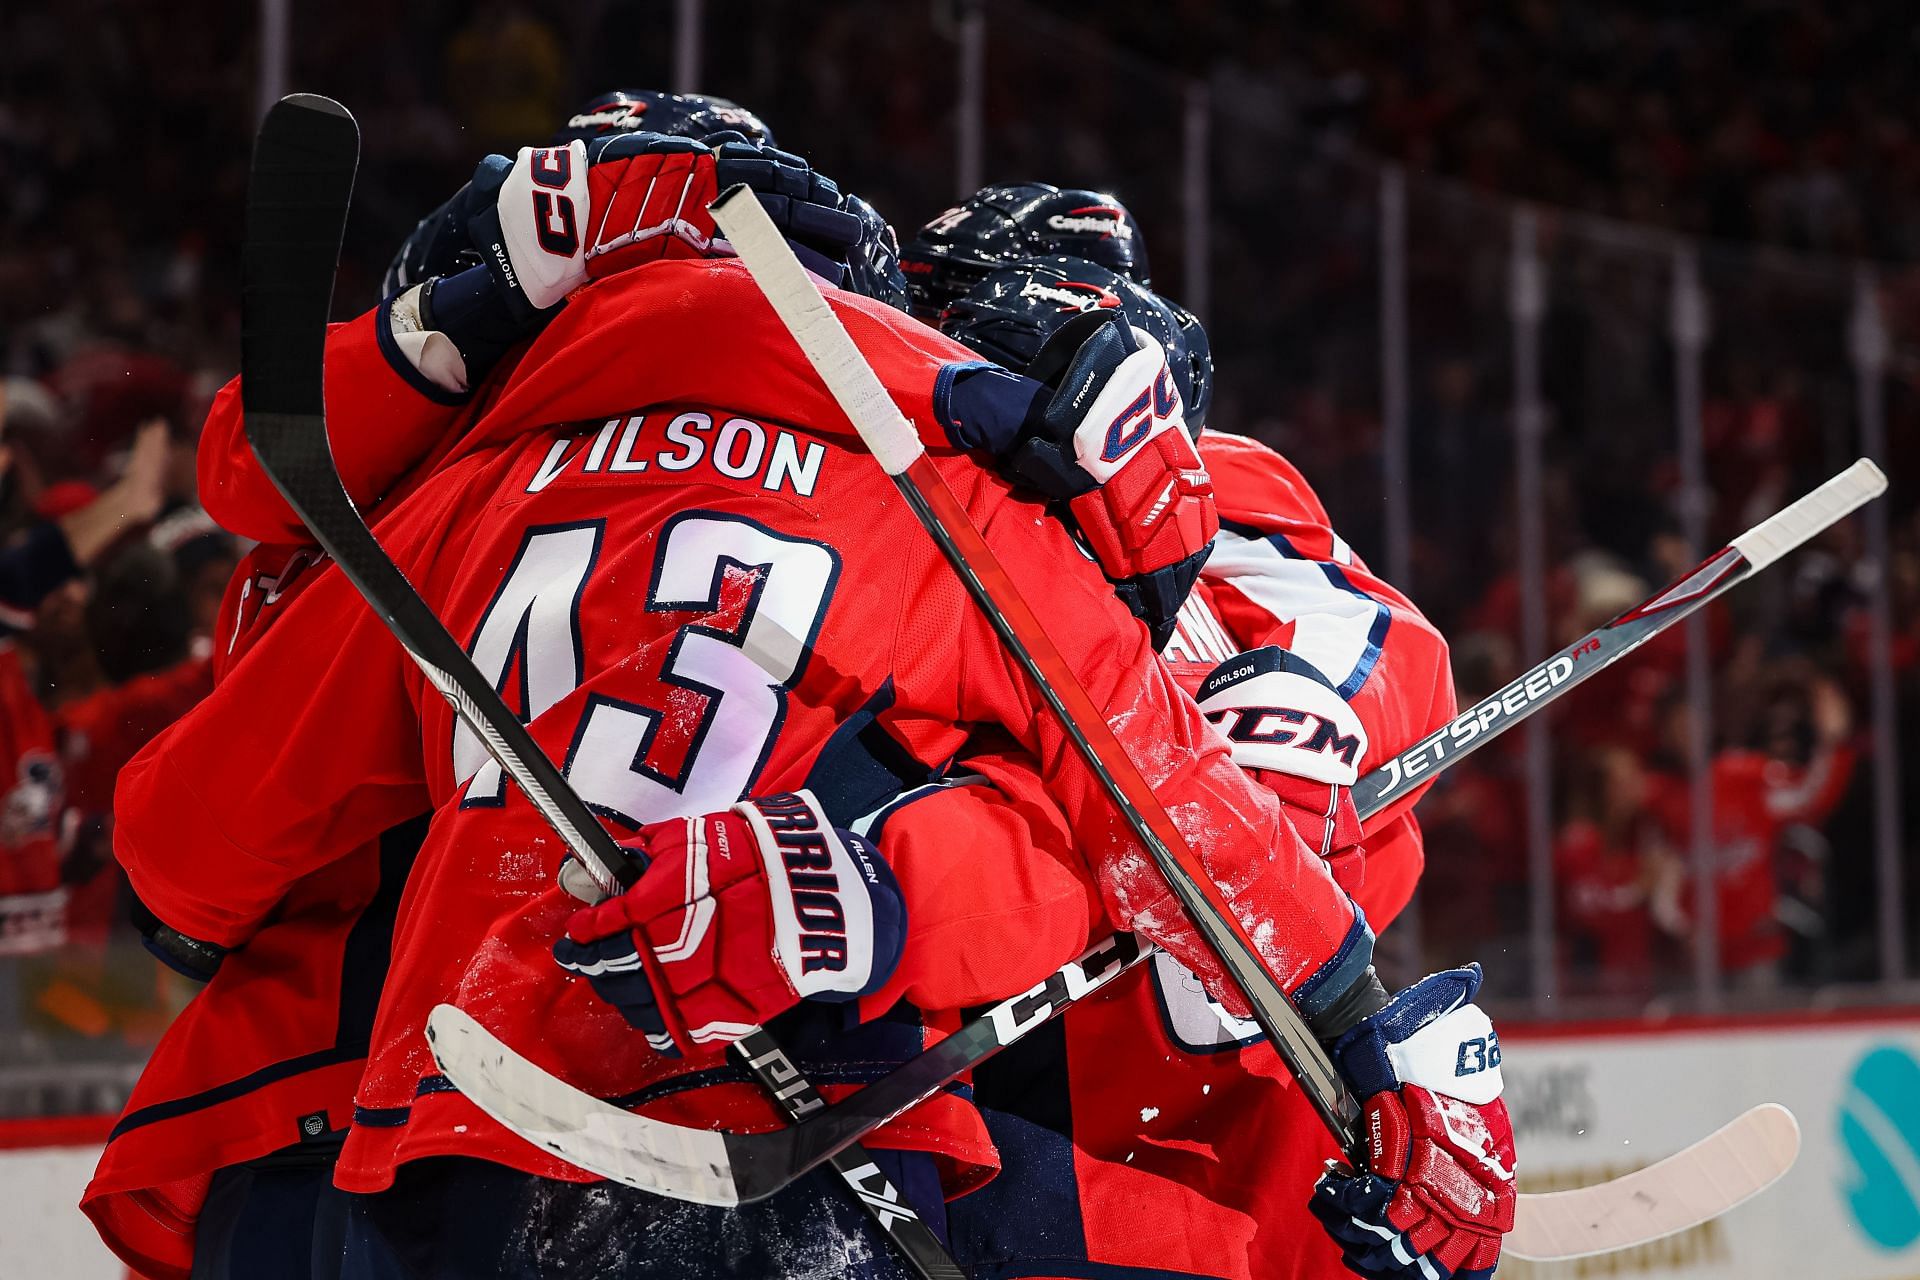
xmin=526 ymin=148 xmax=580 ymax=256
xmin=1100 ymin=363 xmax=1183 ymax=463
xmin=1196 ymin=647 xmax=1370 ymax=786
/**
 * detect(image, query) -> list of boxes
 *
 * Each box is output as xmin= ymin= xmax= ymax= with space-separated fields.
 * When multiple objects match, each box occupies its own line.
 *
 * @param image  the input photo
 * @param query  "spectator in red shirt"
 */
xmin=1557 ymin=746 xmax=1673 ymax=995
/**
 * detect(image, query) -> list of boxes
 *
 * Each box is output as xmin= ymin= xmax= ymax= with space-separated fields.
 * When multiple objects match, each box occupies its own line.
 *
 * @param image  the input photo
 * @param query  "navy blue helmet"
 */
xmin=552 ymin=89 xmax=776 ymax=148
xmin=940 ymin=256 xmax=1211 ymax=431
xmin=899 ymin=182 xmax=1057 ymax=318
xmin=1009 ymin=187 xmax=1150 ymax=283
xmin=901 ymin=183 xmax=1149 ymax=319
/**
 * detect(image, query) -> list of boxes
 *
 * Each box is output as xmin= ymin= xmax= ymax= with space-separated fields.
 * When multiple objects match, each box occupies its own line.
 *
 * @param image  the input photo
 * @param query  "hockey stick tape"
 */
xmin=709 ymin=185 xmax=924 ymax=476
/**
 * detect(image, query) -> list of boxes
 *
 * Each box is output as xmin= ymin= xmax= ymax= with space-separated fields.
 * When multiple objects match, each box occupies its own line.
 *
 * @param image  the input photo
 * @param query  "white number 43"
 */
xmin=454 ymin=511 xmax=839 ymax=825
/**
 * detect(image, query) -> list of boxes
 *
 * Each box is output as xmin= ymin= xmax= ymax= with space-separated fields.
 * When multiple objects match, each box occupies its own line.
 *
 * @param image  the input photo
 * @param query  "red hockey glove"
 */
xmin=1043 ymin=314 xmax=1215 ymax=647
xmin=1310 ymin=966 xmax=1517 ymax=1280
xmin=552 ymin=791 xmax=907 ymax=1058
xmin=465 ymin=134 xmax=864 ymax=320
xmin=583 ymin=131 xmax=864 ymax=281
xmin=1192 ymin=647 xmax=1370 ymax=897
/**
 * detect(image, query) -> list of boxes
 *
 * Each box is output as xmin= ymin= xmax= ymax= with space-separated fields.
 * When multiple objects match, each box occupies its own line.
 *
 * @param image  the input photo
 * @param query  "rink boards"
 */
xmin=1502 ymin=1011 xmax=1920 ymax=1280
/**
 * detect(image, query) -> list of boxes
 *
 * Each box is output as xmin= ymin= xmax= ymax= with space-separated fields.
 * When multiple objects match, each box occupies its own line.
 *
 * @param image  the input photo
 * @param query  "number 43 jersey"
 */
xmin=110 ymin=259 xmax=1365 ymax=1199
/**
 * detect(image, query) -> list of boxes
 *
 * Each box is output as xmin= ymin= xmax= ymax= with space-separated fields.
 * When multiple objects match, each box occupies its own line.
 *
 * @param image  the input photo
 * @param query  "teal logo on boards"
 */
xmin=1839 ymin=1045 xmax=1920 ymax=1248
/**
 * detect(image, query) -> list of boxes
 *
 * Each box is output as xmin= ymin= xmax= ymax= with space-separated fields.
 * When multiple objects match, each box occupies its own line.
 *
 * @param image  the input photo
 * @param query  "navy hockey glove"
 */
xmin=1310 ymin=966 xmax=1517 ymax=1279
xmin=704 ymin=131 xmax=865 ymax=268
xmin=383 ymin=149 xmax=566 ymax=385
xmin=553 ymin=791 xmax=906 ymax=1059
xmin=937 ymin=310 xmax=1217 ymax=646
xmin=129 ymin=893 xmax=226 ymax=983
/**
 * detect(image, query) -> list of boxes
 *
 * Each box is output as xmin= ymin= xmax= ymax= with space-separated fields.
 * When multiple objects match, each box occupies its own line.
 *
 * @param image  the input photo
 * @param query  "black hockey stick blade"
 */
xmin=241 ymin=93 xmax=632 ymax=899
xmin=241 ymin=94 xmax=357 ymax=422
xmin=240 ymin=95 xmax=959 ymax=1279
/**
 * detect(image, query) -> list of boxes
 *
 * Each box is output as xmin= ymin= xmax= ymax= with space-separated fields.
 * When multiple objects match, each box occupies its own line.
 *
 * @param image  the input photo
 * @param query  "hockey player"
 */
xmin=923 ymin=252 xmax=1491 ymax=1280
xmin=84 ymin=127 xmax=869 ymax=1278
xmin=104 ymin=136 xmax=1515 ymax=1274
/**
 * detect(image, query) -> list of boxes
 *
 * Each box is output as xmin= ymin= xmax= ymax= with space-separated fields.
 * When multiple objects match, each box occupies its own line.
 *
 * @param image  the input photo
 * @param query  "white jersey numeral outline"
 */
xmin=454 ymin=511 xmax=839 ymax=823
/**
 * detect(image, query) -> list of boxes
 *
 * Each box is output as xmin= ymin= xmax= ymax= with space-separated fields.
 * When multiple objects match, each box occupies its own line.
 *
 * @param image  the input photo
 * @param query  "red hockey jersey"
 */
xmin=109 ymin=262 xmax=1364 ymax=1211
xmin=948 ymin=429 xmax=1457 ymax=1280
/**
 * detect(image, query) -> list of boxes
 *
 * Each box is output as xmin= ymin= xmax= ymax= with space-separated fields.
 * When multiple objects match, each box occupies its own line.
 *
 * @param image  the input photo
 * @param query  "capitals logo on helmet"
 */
xmin=902 ymin=182 xmax=1151 ymax=320
xmin=1010 ymin=188 xmax=1149 ymax=284
xmin=552 ymin=89 xmax=776 ymax=148
xmin=1018 ymin=277 xmax=1123 ymax=312
xmin=940 ymin=255 xmax=1211 ymax=431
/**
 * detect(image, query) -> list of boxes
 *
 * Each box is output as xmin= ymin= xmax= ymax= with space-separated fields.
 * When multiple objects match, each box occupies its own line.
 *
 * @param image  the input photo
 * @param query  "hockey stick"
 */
xmin=432 ymin=1001 xmax=1797 ymax=1261
xmin=1506 ymin=1102 xmax=1800 ymax=1261
xmin=709 ymin=187 xmax=1365 ymax=1154
xmin=241 ymin=94 xmax=963 ymax=1280
xmin=1354 ymin=456 xmax=1887 ymax=815
xmin=431 ymin=202 xmax=1876 ymax=1254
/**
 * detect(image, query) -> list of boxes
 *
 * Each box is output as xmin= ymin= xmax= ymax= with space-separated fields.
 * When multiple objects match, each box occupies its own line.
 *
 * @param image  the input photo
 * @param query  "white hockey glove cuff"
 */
xmin=1196 ymin=647 xmax=1369 ymax=786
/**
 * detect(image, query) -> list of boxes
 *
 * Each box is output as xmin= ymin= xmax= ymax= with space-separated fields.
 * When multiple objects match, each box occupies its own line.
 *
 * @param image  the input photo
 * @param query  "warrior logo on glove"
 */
xmin=553 ymin=791 xmax=906 ymax=1058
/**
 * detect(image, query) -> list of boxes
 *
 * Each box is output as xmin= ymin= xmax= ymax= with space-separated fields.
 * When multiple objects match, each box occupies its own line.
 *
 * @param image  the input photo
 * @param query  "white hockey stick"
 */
xmin=1505 ymin=1103 xmax=1801 ymax=1259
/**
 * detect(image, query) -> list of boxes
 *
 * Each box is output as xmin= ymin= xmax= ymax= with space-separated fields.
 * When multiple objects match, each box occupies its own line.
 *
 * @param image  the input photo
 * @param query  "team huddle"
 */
xmin=81 ymin=90 xmax=1517 ymax=1279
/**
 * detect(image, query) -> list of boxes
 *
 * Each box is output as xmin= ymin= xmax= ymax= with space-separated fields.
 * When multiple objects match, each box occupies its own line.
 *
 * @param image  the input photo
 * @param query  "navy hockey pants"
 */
xmin=193 ymin=1149 xmax=947 ymax=1279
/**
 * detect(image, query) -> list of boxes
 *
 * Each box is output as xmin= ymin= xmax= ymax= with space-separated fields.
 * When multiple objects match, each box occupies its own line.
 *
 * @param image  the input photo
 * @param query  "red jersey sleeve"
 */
xmin=112 ymin=507 xmax=443 ymax=946
xmin=853 ymin=756 xmax=1102 ymax=1017
xmin=1198 ymin=431 xmax=1456 ymax=833
xmin=197 ymin=307 xmax=473 ymax=543
xmin=892 ymin=459 xmax=1370 ymax=1017
xmin=1763 ymin=742 xmax=1857 ymax=825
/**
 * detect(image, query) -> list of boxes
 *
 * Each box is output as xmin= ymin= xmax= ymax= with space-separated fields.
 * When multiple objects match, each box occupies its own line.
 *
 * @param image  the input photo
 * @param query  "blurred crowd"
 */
xmin=1211 ymin=151 xmax=1920 ymax=1002
xmin=1037 ymin=0 xmax=1920 ymax=263
xmin=0 ymin=0 xmax=1916 ymax=1101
